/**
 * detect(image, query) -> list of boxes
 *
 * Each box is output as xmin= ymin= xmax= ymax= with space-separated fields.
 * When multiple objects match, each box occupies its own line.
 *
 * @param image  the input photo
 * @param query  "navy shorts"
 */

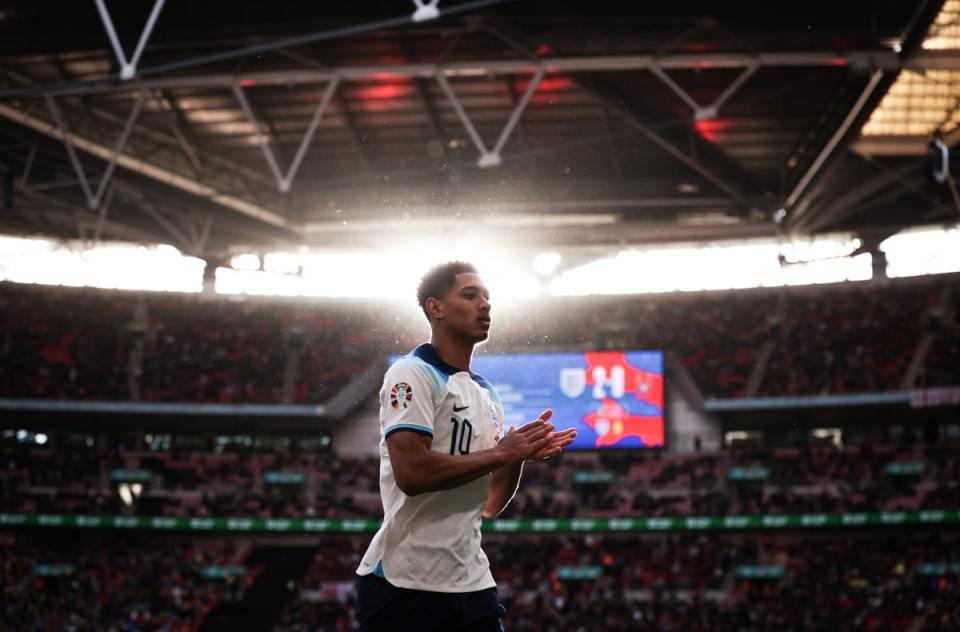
xmin=356 ymin=573 xmax=505 ymax=632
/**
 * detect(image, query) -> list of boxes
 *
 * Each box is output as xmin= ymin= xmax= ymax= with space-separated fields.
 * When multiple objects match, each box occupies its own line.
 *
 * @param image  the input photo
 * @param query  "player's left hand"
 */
xmin=530 ymin=427 xmax=576 ymax=461
xmin=499 ymin=412 xmax=576 ymax=462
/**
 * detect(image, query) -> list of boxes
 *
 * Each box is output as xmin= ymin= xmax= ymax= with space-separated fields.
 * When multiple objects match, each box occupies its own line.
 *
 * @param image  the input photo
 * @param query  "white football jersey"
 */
xmin=357 ymin=343 xmax=506 ymax=592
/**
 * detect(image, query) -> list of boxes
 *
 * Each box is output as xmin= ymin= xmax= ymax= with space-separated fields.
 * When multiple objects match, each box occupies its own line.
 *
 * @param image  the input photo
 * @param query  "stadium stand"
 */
xmin=264 ymin=532 xmax=960 ymax=631
xmin=1 ymin=534 xmax=247 ymax=631
xmin=4 ymin=431 xmax=957 ymax=522
xmin=1 ymin=277 xmax=957 ymax=403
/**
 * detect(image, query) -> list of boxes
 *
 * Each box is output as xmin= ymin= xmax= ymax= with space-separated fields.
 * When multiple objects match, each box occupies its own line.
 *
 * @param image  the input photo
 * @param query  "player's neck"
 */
xmin=429 ymin=332 xmax=474 ymax=373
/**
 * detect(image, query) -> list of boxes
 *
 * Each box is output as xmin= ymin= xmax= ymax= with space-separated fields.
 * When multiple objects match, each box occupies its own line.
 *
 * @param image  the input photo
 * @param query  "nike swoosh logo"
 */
xmin=453 ymin=404 xmax=469 ymax=412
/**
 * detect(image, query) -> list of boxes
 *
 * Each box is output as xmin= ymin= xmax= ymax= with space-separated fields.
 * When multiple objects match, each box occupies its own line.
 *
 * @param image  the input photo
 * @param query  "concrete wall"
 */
xmin=665 ymin=352 xmax=722 ymax=453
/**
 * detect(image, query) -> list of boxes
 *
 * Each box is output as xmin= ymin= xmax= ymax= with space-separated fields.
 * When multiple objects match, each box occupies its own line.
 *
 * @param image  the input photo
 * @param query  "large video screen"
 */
xmin=471 ymin=350 xmax=665 ymax=450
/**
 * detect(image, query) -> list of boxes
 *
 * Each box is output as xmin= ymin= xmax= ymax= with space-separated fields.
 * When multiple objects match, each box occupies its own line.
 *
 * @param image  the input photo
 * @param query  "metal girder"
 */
xmin=435 ymin=66 xmax=544 ymax=168
xmin=0 ymin=0 xmax=511 ymax=102
xmin=18 ymin=142 xmax=37 ymax=185
xmin=335 ymin=90 xmax=375 ymax=173
xmin=581 ymin=75 xmax=758 ymax=207
xmin=852 ymin=125 xmax=960 ymax=157
xmin=650 ymin=61 xmax=759 ymax=121
xmin=0 ymin=100 xmax=293 ymax=229
xmin=785 ymin=69 xmax=886 ymax=213
xmin=782 ymin=0 xmax=945 ymax=233
xmin=15 ymin=181 xmax=159 ymax=244
xmin=152 ymin=91 xmax=203 ymax=174
xmin=0 ymin=65 xmax=274 ymax=189
xmin=803 ymin=160 xmax=923 ymax=233
xmin=44 ymin=92 xmax=145 ymax=210
xmin=0 ymin=50 xmax=903 ymax=100
xmin=94 ymin=0 xmax=167 ymax=80
xmin=411 ymin=0 xmax=441 ymax=22
xmin=232 ymin=78 xmax=341 ymax=192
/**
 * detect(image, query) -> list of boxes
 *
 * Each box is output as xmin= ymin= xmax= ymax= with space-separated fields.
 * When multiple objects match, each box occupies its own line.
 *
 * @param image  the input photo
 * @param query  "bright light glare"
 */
xmin=230 ymin=253 xmax=261 ymax=271
xmin=218 ymin=247 xmax=542 ymax=301
xmin=882 ymin=225 xmax=960 ymax=278
xmin=3 ymin=228 xmax=960 ymax=297
xmin=0 ymin=236 xmax=203 ymax=292
xmin=215 ymin=267 xmax=308 ymax=297
xmin=34 ymin=433 xmax=48 ymax=445
xmin=781 ymin=236 xmax=860 ymax=264
xmin=533 ymin=252 xmax=562 ymax=275
xmin=551 ymin=236 xmax=871 ymax=296
xmin=264 ymin=252 xmax=301 ymax=274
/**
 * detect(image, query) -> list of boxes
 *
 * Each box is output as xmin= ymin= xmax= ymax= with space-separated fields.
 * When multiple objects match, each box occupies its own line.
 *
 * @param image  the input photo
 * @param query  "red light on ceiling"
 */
xmin=238 ymin=79 xmax=257 ymax=88
xmin=535 ymin=44 xmax=553 ymax=57
xmin=827 ymin=57 xmax=848 ymax=67
xmin=519 ymin=76 xmax=571 ymax=92
xmin=693 ymin=118 xmax=731 ymax=143
xmin=356 ymin=83 xmax=408 ymax=101
xmin=368 ymin=72 xmax=410 ymax=82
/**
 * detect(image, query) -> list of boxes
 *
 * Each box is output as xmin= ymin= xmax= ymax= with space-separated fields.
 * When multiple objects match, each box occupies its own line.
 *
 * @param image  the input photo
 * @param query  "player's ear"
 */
xmin=425 ymin=296 xmax=444 ymax=321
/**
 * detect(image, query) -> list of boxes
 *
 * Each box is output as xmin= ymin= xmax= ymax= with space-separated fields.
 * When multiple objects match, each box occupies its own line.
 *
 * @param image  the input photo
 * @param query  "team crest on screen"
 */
xmin=560 ymin=368 xmax=586 ymax=398
xmin=390 ymin=383 xmax=413 ymax=409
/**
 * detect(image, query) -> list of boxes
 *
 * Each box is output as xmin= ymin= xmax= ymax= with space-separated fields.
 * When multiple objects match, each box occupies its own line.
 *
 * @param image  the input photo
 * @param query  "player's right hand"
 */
xmin=494 ymin=409 xmax=557 ymax=464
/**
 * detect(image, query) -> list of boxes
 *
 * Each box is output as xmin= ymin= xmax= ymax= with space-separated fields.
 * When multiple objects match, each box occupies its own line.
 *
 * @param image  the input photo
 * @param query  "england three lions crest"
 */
xmin=560 ymin=368 xmax=586 ymax=398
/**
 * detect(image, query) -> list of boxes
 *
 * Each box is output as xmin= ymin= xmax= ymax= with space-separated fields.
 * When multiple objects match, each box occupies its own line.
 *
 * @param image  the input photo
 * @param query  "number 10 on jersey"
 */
xmin=449 ymin=417 xmax=473 ymax=455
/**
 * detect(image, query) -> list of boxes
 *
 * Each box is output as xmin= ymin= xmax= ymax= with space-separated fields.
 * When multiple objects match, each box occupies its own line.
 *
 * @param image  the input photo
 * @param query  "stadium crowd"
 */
xmin=4 ymin=530 xmax=956 ymax=631
xmin=1 ymin=277 xmax=958 ymax=402
xmin=0 ymin=535 xmax=245 ymax=631
xmin=264 ymin=532 xmax=960 ymax=632
xmin=4 ymin=432 xmax=957 ymax=522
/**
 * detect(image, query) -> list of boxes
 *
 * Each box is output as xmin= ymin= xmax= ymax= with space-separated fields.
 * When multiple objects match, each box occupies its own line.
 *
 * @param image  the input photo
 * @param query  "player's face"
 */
xmin=441 ymin=272 xmax=492 ymax=343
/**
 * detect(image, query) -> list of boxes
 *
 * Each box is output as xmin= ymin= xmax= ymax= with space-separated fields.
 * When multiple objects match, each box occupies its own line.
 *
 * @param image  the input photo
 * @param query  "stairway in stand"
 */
xmin=200 ymin=545 xmax=316 ymax=632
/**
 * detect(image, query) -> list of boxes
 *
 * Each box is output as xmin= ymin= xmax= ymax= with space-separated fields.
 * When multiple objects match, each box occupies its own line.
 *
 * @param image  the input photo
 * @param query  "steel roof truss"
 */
xmin=411 ymin=0 xmax=441 ymax=23
xmin=650 ymin=61 xmax=759 ymax=121
xmin=93 ymin=0 xmax=167 ymax=81
xmin=231 ymin=77 xmax=341 ymax=193
xmin=435 ymin=66 xmax=545 ymax=168
xmin=44 ymin=91 xmax=145 ymax=210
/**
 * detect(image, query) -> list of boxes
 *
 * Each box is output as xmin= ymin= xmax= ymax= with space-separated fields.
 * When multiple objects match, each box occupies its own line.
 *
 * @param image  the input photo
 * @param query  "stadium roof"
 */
xmin=0 ymin=0 xmax=954 ymax=259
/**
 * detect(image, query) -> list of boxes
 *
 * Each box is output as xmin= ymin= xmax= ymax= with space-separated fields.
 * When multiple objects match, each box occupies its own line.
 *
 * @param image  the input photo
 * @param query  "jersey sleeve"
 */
xmin=381 ymin=361 xmax=437 ymax=440
xmin=496 ymin=401 xmax=507 ymax=439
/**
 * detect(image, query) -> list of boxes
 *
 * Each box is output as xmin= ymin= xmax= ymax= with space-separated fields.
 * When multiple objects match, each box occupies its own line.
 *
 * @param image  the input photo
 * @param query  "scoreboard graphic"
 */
xmin=471 ymin=350 xmax=665 ymax=450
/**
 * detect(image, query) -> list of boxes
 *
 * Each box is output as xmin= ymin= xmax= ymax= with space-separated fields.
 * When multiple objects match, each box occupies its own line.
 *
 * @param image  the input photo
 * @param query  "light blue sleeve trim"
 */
xmin=409 ymin=356 xmax=449 ymax=398
xmin=373 ymin=560 xmax=385 ymax=577
xmin=384 ymin=423 xmax=434 ymax=438
xmin=484 ymin=383 xmax=503 ymax=407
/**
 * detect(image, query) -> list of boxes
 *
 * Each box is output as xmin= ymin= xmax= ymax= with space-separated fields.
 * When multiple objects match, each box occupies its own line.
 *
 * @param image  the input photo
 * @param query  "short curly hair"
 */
xmin=416 ymin=261 xmax=478 ymax=320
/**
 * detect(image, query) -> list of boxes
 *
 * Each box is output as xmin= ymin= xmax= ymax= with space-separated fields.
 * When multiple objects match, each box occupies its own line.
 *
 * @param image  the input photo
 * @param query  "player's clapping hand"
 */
xmin=495 ymin=410 xmax=577 ymax=464
xmin=530 ymin=425 xmax=576 ymax=461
